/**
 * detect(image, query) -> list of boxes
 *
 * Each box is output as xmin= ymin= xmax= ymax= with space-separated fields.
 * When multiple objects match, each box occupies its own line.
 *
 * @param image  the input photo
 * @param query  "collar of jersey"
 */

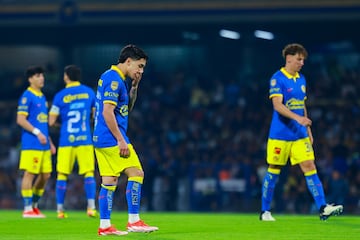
xmin=27 ymin=87 xmax=43 ymax=96
xmin=280 ymin=67 xmax=300 ymax=80
xmin=66 ymin=81 xmax=81 ymax=88
xmin=111 ymin=65 xmax=126 ymax=81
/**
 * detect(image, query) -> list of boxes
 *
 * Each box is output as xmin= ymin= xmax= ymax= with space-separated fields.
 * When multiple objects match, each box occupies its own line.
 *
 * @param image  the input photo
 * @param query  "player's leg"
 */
xmin=33 ymin=150 xmax=52 ymax=213
xmin=84 ymin=171 xmax=97 ymax=216
xmin=56 ymin=147 xmax=74 ymax=218
xmin=32 ymin=172 xmax=50 ymax=217
xmin=19 ymin=150 xmax=36 ymax=214
xmin=98 ymin=177 xmax=128 ymax=235
xmin=95 ymin=147 xmax=128 ymax=236
xmin=299 ymin=160 xmax=326 ymax=208
xmin=20 ymin=150 xmax=48 ymax=218
xmin=21 ymin=171 xmax=36 ymax=213
xmin=125 ymin=168 xmax=143 ymax=223
xmin=294 ymin=138 xmax=343 ymax=220
xmin=56 ymin=172 xmax=68 ymax=218
xmin=300 ymin=161 xmax=343 ymax=219
xmin=77 ymin=145 xmax=97 ymax=217
xmin=260 ymin=139 xmax=290 ymax=221
xmin=124 ymin=144 xmax=158 ymax=232
xmin=261 ymin=166 xmax=281 ymax=211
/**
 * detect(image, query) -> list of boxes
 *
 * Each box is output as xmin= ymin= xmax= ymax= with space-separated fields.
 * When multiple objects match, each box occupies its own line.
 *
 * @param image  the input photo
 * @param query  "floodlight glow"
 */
xmin=219 ymin=29 xmax=240 ymax=40
xmin=254 ymin=30 xmax=274 ymax=40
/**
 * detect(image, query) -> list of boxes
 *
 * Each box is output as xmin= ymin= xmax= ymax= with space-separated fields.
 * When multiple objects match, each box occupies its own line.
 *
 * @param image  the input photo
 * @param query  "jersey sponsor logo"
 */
xmin=269 ymin=87 xmax=280 ymax=94
xmin=37 ymin=112 xmax=48 ymax=123
xmin=68 ymin=134 xmax=88 ymax=143
xmin=18 ymin=105 xmax=28 ymax=111
xmin=63 ymin=93 xmax=90 ymax=103
xmin=111 ymin=81 xmax=119 ymax=90
xmin=287 ymin=88 xmax=293 ymax=92
xmin=285 ymin=98 xmax=304 ymax=110
xmin=21 ymin=97 xmax=27 ymax=104
xmin=69 ymin=102 xmax=85 ymax=110
xmin=104 ymin=91 xmax=119 ymax=98
xmin=270 ymin=79 xmax=276 ymax=86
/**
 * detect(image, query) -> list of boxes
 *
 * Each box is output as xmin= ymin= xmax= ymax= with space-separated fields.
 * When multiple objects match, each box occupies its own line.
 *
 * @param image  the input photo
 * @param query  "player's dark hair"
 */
xmin=25 ymin=65 xmax=44 ymax=79
xmin=118 ymin=44 xmax=148 ymax=63
xmin=282 ymin=43 xmax=308 ymax=59
xmin=64 ymin=65 xmax=81 ymax=82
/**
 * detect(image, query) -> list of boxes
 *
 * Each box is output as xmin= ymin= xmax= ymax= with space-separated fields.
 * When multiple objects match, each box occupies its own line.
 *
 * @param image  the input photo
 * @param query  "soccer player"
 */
xmin=17 ymin=65 xmax=56 ymax=218
xmin=260 ymin=43 xmax=343 ymax=221
xmin=49 ymin=65 xmax=97 ymax=218
xmin=260 ymin=43 xmax=344 ymax=221
xmin=93 ymin=44 xmax=158 ymax=236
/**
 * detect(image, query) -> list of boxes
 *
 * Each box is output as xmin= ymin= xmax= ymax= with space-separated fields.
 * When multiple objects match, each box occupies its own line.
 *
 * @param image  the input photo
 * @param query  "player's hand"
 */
xmin=50 ymin=142 xmax=57 ymax=155
xmin=296 ymin=116 xmax=312 ymax=127
xmin=132 ymin=72 xmax=142 ymax=88
xmin=38 ymin=133 xmax=47 ymax=145
xmin=118 ymin=140 xmax=130 ymax=158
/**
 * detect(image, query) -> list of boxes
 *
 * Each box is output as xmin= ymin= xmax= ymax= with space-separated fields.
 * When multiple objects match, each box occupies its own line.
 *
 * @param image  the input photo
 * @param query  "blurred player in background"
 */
xmin=17 ymin=65 xmax=56 ymax=218
xmin=260 ymin=43 xmax=343 ymax=221
xmin=49 ymin=65 xmax=97 ymax=218
xmin=93 ymin=44 xmax=158 ymax=236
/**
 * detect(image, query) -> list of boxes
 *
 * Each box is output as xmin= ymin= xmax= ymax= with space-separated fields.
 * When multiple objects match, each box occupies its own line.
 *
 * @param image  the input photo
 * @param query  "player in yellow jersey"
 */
xmin=94 ymin=45 xmax=158 ymax=236
xmin=49 ymin=65 xmax=97 ymax=218
xmin=17 ymin=66 xmax=56 ymax=218
xmin=260 ymin=43 xmax=343 ymax=221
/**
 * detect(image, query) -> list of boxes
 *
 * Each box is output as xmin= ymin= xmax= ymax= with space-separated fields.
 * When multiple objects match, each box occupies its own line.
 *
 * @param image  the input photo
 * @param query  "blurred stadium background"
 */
xmin=0 ymin=0 xmax=359 ymax=214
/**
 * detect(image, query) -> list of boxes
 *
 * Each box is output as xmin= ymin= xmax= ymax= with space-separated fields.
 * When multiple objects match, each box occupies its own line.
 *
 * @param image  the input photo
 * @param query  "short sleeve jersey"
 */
xmin=49 ymin=82 xmax=95 ymax=147
xmin=93 ymin=65 xmax=130 ymax=148
xmin=17 ymin=87 xmax=50 ymax=150
xmin=268 ymin=67 xmax=308 ymax=141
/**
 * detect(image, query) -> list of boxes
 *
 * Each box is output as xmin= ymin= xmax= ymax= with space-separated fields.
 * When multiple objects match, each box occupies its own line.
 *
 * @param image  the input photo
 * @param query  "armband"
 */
xmin=32 ymin=128 xmax=41 ymax=136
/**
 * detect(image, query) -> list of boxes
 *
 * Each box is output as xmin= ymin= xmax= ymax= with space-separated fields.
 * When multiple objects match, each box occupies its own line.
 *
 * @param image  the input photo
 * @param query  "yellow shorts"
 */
xmin=19 ymin=150 xmax=52 ymax=174
xmin=56 ymin=145 xmax=95 ymax=175
xmin=95 ymin=144 xmax=142 ymax=177
xmin=266 ymin=137 xmax=315 ymax=166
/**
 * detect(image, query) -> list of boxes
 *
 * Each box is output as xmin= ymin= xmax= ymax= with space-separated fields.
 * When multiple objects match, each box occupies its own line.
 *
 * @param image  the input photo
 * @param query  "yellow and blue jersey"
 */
xmin=268 ymin=67 xmax=308 ymax=141
xmin=17 ymin=87 xmax=50 ymax=150
xmin=93 ymin=65 xmax=130 ymax=148
xmin=50 ymin=81 xmax=95 ymax=147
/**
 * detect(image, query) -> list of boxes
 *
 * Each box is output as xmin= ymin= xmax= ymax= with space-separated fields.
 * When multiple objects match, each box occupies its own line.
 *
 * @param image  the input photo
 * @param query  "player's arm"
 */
xmin=304 ymin=104 xmax=314 ymax=144
xmin=102 ymin=103 xmax=129 ymax=157
xmin=272 ymin=95 xmax=312 ymax=127
xmin=91 ymin=107 xmax=96 ymax=121
xmin=16 ymin=113 xmax=47 ymax=144
xmin=48 ymin=136 xmax=56 ymax=154
xmin=48 ymin=113 xmax=58 ymax=127
xmin=128 ymin=73 xmax=142 ymax=111
xmin=48 ymin=103 xmax=60 ymax=127
xmin=48 ymin=107 xmax=58 ymax=153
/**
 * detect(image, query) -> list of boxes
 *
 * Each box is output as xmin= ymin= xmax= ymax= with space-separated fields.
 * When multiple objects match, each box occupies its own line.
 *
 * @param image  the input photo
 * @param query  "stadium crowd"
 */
xmin=0 ymin=49 xmax=359 ymax=215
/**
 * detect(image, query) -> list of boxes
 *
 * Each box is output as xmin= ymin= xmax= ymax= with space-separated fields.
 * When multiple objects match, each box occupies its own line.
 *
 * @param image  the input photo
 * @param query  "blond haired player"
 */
xmin=260 ymin=43 xmax=343 ymax=221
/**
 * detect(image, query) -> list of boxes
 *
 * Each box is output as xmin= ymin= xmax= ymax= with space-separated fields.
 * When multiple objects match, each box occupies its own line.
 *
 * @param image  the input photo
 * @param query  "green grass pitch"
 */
xmin=0 ymin=210 xmax=358 ymax=240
